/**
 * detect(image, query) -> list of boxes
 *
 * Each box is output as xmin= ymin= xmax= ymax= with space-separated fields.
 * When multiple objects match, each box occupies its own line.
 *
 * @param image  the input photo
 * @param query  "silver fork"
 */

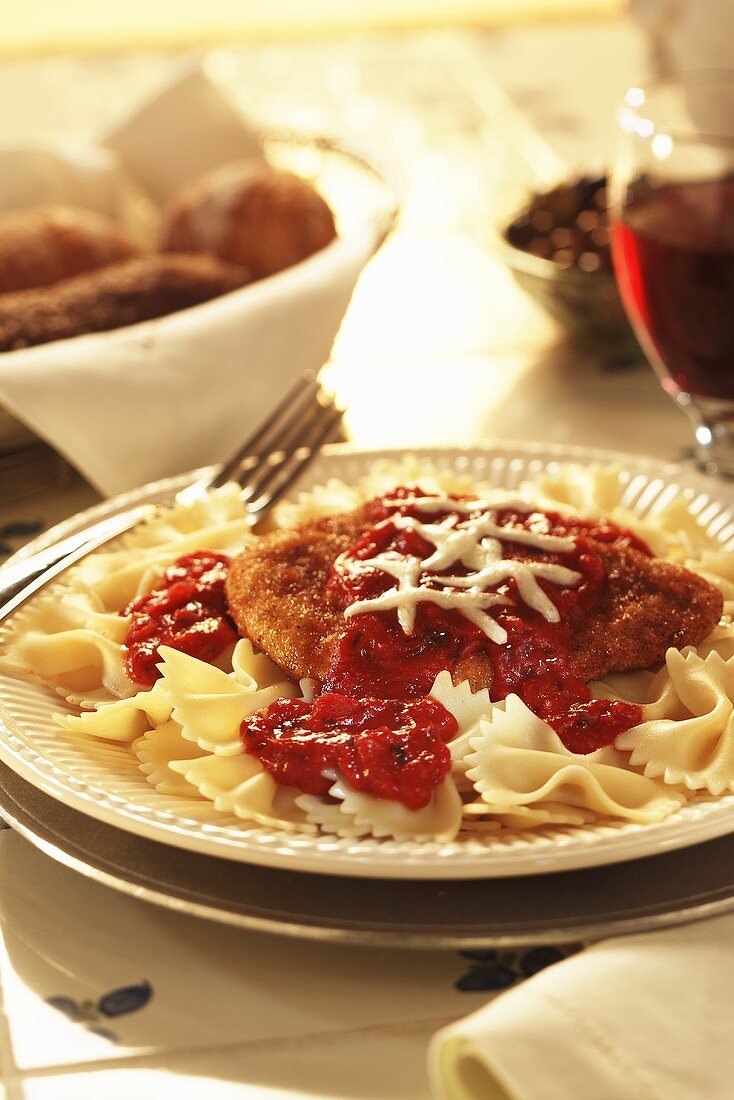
xmin=0 ymin=372 xmax=344 ymax=623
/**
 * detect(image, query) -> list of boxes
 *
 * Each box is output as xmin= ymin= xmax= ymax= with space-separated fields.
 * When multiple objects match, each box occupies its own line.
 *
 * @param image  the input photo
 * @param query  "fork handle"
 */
xmin=0 ymin=506 xmax=156 ymax=619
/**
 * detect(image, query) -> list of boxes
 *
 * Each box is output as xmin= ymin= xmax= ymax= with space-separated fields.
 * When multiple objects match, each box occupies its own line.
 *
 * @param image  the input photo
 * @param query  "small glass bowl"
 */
xmin=495 ymin=177 xmax=637 ymax=355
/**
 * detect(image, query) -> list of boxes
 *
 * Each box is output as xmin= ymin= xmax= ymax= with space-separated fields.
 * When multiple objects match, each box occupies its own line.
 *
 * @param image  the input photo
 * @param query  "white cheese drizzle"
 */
xmin=336 ymin=492 xmax=582 ymax=644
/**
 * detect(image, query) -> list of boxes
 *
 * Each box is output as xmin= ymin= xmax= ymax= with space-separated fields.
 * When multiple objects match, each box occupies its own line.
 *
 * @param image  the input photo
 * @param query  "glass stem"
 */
xmin=685 ymin=400 xmax=734 ymax=477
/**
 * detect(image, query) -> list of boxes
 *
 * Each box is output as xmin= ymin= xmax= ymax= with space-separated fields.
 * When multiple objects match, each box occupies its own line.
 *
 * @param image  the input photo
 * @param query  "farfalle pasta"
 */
xmin=523 ymin=462 xmax=721 ymax=561
xmin=615 ymin=648 xmax=734 ymax=795
xmin=317 ymin=774 xmax=463 ymax=843
xmin=168 ymin=753 xmax=314 ymax=833
xmin=273 ymin=455 xmax=483 ymax=530
xmin=684 ymin=552 xmax=734 ymax=619
xmin=1 ymin=589 xmax=134 ymax=705
xmin=161 ymin=641 xmax=298 ymax=756
xmin=2 ymin=458 xmax=734 ymax=846
xmin=2 ymin=485 xmax=256 ymax=709
xmin=465 ymin=694 xmax=686 ymax=825
xmin=60 ymin=680 xmax=171 ymax=742
xmin=107 ymin=653 xmax=494 ymax=842
xmin=135 ymin=719 xmax=208 ymax=796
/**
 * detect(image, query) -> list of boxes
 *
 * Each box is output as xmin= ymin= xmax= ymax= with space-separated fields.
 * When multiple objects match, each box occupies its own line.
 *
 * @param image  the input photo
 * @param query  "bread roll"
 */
xmin=0 ymin=253 xmax=250 ymax=351
xmin=0 ymin=205 xmax=139 ymax=293
xmin=160 ymin=163 xmax=336 ymax=279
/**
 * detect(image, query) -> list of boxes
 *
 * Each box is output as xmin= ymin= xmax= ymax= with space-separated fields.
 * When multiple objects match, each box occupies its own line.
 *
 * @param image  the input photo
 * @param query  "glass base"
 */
xmin=681 ymin=396 xmax=734 ymax=477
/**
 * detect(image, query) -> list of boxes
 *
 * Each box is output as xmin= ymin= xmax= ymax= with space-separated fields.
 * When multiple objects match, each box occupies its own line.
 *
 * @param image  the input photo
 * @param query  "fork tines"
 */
xmin=212 ymin=371 xmax=345 ymax=520
xmin=0 ymin=371 xmax=345 ymax=623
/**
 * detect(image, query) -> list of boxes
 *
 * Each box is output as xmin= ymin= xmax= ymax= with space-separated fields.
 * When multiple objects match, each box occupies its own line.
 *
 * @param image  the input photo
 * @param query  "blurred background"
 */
xmin=1 ymin=0 xmax=730 ymax=518
xmin=3 ymin=2 xmax=621 ymax=52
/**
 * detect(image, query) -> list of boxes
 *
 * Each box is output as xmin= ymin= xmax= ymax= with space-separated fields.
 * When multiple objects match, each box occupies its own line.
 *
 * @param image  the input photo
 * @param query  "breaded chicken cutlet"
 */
xmin=225 ymin=505 xmax=724 ymax=692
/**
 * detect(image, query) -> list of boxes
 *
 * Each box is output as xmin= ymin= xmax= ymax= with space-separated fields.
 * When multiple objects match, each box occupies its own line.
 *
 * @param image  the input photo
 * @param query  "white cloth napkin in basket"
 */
xmin=0 ymin=68 xmax=383 ymax=496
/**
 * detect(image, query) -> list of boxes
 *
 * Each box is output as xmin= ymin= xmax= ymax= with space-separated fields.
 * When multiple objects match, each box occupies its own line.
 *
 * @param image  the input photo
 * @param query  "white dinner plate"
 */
xmin=1 ymin=441 xmax=734 ymax=880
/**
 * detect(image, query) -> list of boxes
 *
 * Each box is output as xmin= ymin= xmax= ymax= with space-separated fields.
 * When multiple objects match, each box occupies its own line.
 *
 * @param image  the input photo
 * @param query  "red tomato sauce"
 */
xmin=241 ymin=693 xmax=457 ymax=810
xmin=122 ymin=551 xmax=237 ymax=686
xmin=239 ymin=490 xmax=646 ymax=806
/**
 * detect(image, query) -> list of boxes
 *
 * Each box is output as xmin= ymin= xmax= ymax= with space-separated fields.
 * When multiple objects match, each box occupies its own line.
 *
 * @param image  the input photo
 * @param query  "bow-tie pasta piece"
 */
xmin=70 ymin=548 xmax=169 ymax=611
xmin=55 ymin=679 xmax=172 ymax=743
xmin=73 ymin=548 xmax=184 ymax=612
xmin=694 ymin=623 xmax=734 ymax=663
xmin=430 ymin=670 xmax=493 ymax=731
xmin=1 ymin=589 xmax=135 ymax=705
xmin=522 ymin=464 xmax=719 ymax=561
xmin=134 ymin=719 xmax=209 ymax=795
xmin=73 ymin=521 xmax=254 ymax=613
xmin=616 ymin=648 xmax=734 ymax=794
xmin=648 ymin=494 xmax=724 ymax=558
xmin=158 ymin=642 xmax=298 ymax=756
xmin=684 ymin=552 xmax=734 ymax=619
xmin=461 ymin=796 xmax=596 ymax=830
xmin=591 ymin=669 xmax=658 ymax=705
xmin=325 ymin=774 xmax=463 ymax=843
xmin=454 ymin=801 xmax=503 ymax=831
xmin=282 ymin=673 xmax=482 ymax=841
xmin=522 ymin=463 xmax=625 ymax=517
xmin=134 ymin=725 xmax=235 ymax=822
xmin=427 ymin=670 xmax=492 ymax=787
xmin=273 ymin=457 xmax=486 ymax=529
xmin=273 ymin=478 xmax=366 ymax=528
xmin=230 ymin=637 xmax=296 ymax=691
xmin=0 ymin=495 xmax=257 ymax=711
xmin=68 ymin=490 xmax=255 ymax=614
xmin=133 ymin=516 xmax=255 ymax=560
xmin=521 ymin=463 xmax=671 ymax=557
xmin=358 ymin=456 xmax=483 ymax=500
xmin=44 ymin=590 xmax=130 ymax=642
xmin=466 ymin=695 xmax=685 ymax=824
xmin=123 ymin=484 xmax=250 ymax=548
xmin=294 ymin=789 xmax=370 ymax=837
xmin=169 ymin=752 xmax=314 ymax=833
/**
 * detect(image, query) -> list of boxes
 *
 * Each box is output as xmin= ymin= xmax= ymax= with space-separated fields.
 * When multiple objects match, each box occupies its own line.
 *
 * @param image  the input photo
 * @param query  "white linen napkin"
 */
xmin=0 ymin=68 xmax=383 ymax=496
xmin=101 ymin=64 xmax=264 ymax=206
xmin=430 ymin=914 xmax=734 ymax=1100
xmin=0 ymin=228 xmax=370 ymax=496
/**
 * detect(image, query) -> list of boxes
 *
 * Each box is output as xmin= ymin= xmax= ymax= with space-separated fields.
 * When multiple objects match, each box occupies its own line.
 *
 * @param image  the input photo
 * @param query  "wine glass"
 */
xmin=610 ymin=72 xmax=734 ymax=475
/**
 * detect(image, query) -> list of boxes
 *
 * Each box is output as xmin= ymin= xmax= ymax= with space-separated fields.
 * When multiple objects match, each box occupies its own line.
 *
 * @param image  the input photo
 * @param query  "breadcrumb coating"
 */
xmin=225 ymin=507 xmax=723 ymax=691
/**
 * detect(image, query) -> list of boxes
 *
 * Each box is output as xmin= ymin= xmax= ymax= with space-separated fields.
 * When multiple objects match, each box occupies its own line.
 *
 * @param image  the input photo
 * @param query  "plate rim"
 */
xmin=4 ymin=760 xmax=734 ymax=947
xmin=2 ymin=439 xmax=734 ymax=880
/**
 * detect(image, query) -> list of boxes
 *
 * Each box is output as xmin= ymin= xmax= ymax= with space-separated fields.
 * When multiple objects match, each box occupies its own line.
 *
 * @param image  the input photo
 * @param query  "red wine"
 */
xmin=612 ymin=179 xmax=734 ymax=401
